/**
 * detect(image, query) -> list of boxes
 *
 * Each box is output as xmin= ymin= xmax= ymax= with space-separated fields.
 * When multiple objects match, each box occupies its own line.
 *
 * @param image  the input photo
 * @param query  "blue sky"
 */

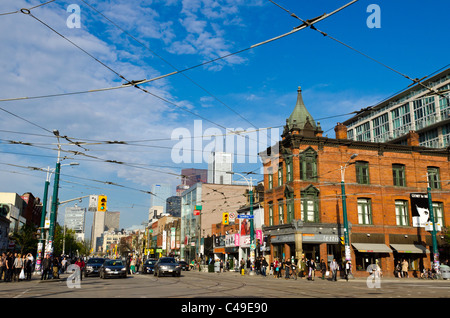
xmin=0 ymin=0 xmax=449 ymax=233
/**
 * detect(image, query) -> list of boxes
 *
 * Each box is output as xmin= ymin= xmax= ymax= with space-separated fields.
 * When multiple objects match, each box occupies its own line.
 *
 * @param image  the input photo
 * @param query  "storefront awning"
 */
xmin=352 ymin=243 xmax=392 ymax=253
xmin=390 ymin=244 xmax=430 ymax=254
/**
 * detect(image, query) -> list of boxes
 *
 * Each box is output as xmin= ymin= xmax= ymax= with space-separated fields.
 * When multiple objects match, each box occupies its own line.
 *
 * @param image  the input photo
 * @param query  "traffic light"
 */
xmin=223 ymin=212 xmax=229 ymax=225
xmin=98 ymin=195 xmax=107 ymax=211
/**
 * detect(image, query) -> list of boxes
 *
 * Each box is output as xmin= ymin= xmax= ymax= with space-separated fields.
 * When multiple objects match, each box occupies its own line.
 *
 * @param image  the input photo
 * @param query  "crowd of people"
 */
xmin=0 ymin=252 xmax=35 ymax=282
xmin=232 ymin=256 xmax=353 ymax=281
xmin=0 ymin=252 xmax=87 ymax=282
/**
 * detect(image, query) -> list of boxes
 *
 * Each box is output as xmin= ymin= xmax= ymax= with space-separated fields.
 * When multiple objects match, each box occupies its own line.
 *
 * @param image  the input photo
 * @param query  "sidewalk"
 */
xmin=208 ymin=269 xmax=450 ymax=283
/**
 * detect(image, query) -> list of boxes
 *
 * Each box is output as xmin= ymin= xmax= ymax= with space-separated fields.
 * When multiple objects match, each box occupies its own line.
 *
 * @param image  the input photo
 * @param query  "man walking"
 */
xmin=41 ymin=255 xmax=51 ymax=280
xmin=330 ymin=258 xmax=339 ymax=281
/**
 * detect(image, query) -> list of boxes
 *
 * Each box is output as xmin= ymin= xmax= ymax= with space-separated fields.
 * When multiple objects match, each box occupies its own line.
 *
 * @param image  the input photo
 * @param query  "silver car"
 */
xmin=154 ymin=257 xmax=181 ymax=277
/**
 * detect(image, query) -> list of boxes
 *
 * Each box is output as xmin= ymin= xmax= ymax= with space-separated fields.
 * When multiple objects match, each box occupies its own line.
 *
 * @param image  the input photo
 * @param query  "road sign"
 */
xmin=237 ymin=214 xmax=254 ymax=219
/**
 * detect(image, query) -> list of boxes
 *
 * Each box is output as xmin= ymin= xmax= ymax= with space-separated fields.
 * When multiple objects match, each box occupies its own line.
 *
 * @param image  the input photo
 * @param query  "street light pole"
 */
xmin=340 ymin=154 xmax=358 ymax=263
xmin=426 ymin=173 xmax=440 ymax=271
xmin=47 ymin=130 xmax=61 ymax=257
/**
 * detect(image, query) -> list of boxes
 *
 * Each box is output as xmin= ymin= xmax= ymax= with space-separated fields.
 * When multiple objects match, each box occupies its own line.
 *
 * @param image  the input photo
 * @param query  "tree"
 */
xmin=9 ymin=224 xmax=38 ymax=255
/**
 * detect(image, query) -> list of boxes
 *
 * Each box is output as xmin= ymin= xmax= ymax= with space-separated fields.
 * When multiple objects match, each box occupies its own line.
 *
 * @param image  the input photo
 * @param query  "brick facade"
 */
xmin=261 ymin=89 xmax=450 ymax=278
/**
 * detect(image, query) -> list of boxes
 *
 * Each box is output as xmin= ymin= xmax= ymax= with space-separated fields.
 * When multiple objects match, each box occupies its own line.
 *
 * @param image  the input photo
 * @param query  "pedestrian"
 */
xmin=344 ymin=260 xmax=351 ymax=281
xmin=41 ymin=255 xmax=51 ymax=280
xmin=220 ymin=259 xmax=224 ymax=273
xmin=61 ymin=256 xmax=67 ymax=274
xmin=401 ymin=259 xmax=409 ymax=278
xmin=13 ymin=253 xmax=23 ymax=282
xmin=330 ymin=258 xmax=338 ymax=281
xmin=130 ymin=257 xmax=136 ymax=274
xmin=261 ymin=257 xmax=268 ymax=277
xmin=395 ymin=260 xmax=401 ymax=278
xmin=75 ymin=257 xmax=85 ymax=280
xmin=320 ymin=259 xmax=327 ymax=280
xmin=284 ymin=258 xmax=291 ymax=279
xmin=298 ymin=256 xmax=306 ymax=279
xmin=240 ymin=258 xmax=245 ymax=274
xmin=0 ymin=252 xmax=6 ymax=281
xmin=307 ymin=258 xmax=316 ymax=281
xmin=52 ymin=256 xmax=60 ymax=279
xmin=25 ymin=253 xmax=34 ymax=280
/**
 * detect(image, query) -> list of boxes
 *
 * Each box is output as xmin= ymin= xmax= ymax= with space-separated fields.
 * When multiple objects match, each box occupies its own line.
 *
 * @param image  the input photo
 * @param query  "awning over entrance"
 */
xmin=390 ymin=244 xmax=430 ymax=254
xmin=352 ymin=243 xmax=392 ymax=253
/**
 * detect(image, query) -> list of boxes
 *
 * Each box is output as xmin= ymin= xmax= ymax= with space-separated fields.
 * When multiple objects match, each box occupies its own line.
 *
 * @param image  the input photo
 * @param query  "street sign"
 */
xmin=88 ymin=195 xmax=98 ymax=212
xmin=237 ymin=214 xmax=254 ymax=219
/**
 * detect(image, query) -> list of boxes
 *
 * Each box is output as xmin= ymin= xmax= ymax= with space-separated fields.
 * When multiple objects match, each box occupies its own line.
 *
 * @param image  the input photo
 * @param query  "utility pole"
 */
xmin=426 ymin=173 xmax=440 ymax=272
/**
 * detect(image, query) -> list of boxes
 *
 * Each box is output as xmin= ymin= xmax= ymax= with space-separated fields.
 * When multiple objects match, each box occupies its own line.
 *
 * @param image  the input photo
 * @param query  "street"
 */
xmin=1 ymin=270 xmax=449 ymax=299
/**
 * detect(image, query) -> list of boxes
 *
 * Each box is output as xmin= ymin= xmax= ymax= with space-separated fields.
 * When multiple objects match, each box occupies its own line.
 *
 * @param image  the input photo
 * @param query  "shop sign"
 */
xmin=302 ymin=234 xmax=340 ymax=243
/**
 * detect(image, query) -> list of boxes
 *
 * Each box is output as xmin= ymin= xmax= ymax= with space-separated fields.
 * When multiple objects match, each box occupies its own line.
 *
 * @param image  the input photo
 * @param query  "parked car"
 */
xmin=142 ymin=258 xmax=157 ymax=274
xmin=177 ymin=260 xmax=189 ymax=271
xmin=99 ymin=259 xmax=127 ymax=279
xmin=84 ymin=258 xmax=106 ymax=277
xmin=154 ymin=257 xmax=181 ymax=277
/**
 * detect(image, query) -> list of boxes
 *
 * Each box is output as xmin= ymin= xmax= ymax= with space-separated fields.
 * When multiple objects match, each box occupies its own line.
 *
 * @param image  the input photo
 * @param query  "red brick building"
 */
xmin=261 ymin=87 xmax=450 ymax=277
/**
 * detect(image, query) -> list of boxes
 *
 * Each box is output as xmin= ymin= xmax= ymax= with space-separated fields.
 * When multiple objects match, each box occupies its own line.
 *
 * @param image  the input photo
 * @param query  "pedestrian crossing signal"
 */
xmin=98 ymin=195 xmax=107 ymax=211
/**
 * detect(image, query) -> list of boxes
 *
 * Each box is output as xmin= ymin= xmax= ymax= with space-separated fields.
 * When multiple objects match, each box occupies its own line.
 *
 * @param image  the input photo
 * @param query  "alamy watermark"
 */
xmin=66 ymin=264 xmax=81 ymax=288
xmin=366 ymin=4 xmax=381 ymax=29
xmin=66 ymin=4 xmax=81 ymax=29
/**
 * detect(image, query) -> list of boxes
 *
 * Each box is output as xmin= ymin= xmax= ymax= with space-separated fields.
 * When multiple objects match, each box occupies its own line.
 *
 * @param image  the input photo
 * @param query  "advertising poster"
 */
xmin=410 ymin=193 xmax=430 ymax=227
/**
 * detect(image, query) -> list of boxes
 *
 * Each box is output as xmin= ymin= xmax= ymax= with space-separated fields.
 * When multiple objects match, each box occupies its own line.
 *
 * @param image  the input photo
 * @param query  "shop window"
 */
xmin=355 ymin=253 xmax=381 ymax=271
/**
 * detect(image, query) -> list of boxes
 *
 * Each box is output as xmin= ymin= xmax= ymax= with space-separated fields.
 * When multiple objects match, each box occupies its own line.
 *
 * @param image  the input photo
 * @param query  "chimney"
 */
xmin=406 ymin=131 xmax=420 ymax=146
xmin=334 ymin=122 xmax=348 ymax=140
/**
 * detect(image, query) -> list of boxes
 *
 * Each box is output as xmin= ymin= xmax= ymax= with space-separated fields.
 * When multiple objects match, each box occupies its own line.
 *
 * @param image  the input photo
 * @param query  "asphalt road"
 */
xmin=0 ymin=270 xmax=449 ymax=299
xmin=0 ymin=270 xmax=448 ymax=316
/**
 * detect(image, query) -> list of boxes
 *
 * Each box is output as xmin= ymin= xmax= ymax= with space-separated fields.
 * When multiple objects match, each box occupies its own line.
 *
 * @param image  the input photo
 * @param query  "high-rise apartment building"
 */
xmin=64 ymin=205 xmax=86 ymax=242
xmin=343 ymin=67 xmax=450 ymax=148
xmin=150 ymin=184 xmax=173 ymax=214
xmin=207 ymin=152 xmax=232 ymax=184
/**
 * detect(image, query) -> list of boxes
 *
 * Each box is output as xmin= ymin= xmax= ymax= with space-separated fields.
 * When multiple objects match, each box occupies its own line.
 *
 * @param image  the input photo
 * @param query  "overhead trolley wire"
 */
xmin=267 ymin=0 xmax=450 ymax=107
xmin=0 ymin=0 xmax=359 ymax=104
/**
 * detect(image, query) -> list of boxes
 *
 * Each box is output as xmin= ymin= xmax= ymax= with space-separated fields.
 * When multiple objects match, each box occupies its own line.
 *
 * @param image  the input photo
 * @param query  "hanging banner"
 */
xmin=410 ymin=193 xmax=430 ymax=227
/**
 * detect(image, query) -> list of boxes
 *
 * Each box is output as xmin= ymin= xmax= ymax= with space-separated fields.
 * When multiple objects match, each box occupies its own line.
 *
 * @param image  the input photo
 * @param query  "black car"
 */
xmin=84 ymin=258 xmax=106 ymax=277
xmin=178 ymin=260 xmax=190 ymax=271
xmin=99 ymin=259 xmax=127 ymax=279
xmin=154 ymin=257 xmax=181 ymax=277
xmin=142 ymin=258 xmax=157 ymax=274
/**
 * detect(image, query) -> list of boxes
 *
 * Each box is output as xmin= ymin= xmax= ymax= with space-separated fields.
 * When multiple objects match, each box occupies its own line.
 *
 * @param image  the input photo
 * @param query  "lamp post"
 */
xmin=340 ymin=154 xmax=358 ymax=263
xmin=34 ymin=161 xmax=79 ymax=270
xmin=426 ymin=172 xmax=440 ymax=272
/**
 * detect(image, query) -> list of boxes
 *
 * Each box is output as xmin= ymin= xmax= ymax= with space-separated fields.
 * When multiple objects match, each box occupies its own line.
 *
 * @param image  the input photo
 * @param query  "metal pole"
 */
xmin=427 ymin=175 xmax=439 ymax=271
xmin=341 ymin=180 xmax=351 ymax=261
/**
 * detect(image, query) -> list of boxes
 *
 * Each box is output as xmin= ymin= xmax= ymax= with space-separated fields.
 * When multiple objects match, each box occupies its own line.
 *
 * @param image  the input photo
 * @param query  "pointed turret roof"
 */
xmin=287 ymin=86 xmax=316 ymax=130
